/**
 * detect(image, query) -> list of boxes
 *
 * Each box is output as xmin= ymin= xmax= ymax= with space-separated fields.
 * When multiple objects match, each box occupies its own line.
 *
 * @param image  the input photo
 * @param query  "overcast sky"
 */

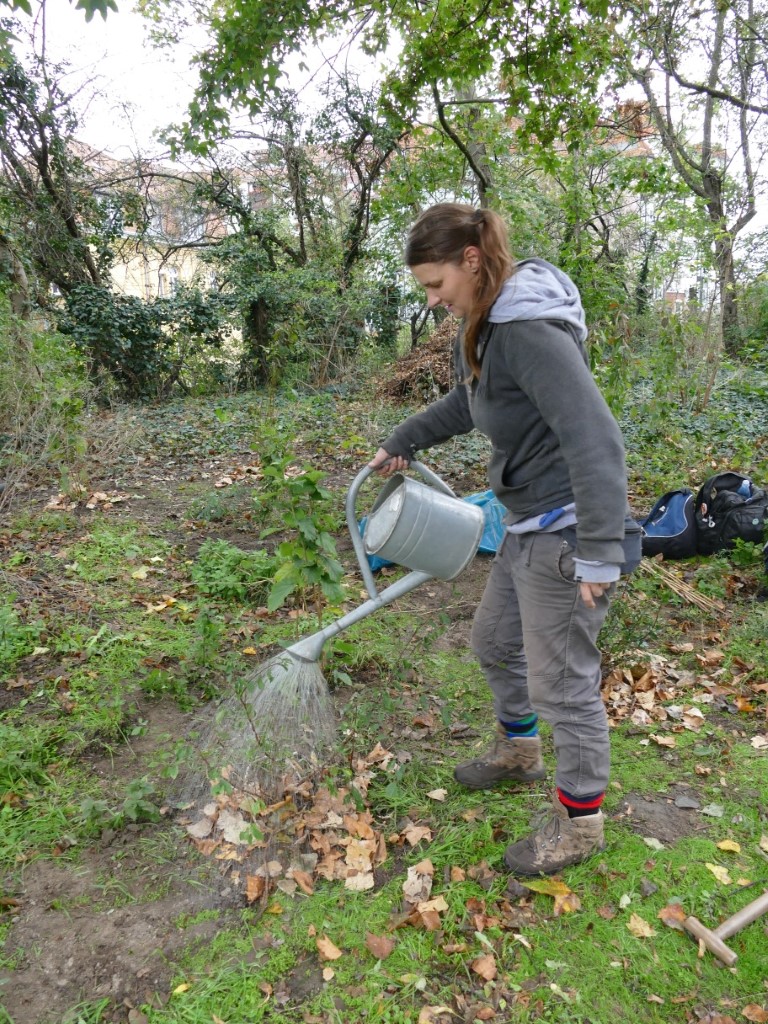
xmin=32 ymin=1 xmax=389 ymax=159
xmin=33 ymin=1 xmax=199 ymax=157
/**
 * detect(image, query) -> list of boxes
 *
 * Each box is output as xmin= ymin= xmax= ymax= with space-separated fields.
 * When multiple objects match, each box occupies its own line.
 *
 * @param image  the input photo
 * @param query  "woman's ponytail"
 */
xmin=405 ymin=204 xmax=513 ymax=379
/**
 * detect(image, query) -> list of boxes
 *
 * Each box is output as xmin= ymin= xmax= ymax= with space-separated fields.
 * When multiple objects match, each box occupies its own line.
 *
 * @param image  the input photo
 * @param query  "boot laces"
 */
xmin=534 ymin=812 xmax=564 ymax=850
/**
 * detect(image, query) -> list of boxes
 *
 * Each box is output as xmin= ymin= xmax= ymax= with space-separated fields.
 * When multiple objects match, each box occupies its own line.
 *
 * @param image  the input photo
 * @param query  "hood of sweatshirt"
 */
xmin=487 ymin=258 xmax=588 ymax=342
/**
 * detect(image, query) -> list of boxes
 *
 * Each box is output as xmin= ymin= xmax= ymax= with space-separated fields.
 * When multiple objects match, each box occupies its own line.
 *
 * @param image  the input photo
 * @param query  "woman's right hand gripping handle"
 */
xmin=368 ymin=447 xmax=409 ymax=477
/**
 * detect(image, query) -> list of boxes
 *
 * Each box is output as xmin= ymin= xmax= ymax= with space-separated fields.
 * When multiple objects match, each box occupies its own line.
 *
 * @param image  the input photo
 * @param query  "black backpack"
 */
xmin=694 ymin=472 xmax=768 ymax=555
xmin=640 ymin=489 xmax=697 ymax=559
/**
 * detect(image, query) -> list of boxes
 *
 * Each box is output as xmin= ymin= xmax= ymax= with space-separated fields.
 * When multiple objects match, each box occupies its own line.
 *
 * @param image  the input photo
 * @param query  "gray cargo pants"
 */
xmin=470 ymin=529 xmax=614 ymax=797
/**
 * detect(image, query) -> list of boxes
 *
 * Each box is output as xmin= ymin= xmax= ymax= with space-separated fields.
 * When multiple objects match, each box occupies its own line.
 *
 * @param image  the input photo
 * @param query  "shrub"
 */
xmin=190 ymin=539 xmax=275 ymax=604
xmin=0 ymin=294 xmax=90 ymax=508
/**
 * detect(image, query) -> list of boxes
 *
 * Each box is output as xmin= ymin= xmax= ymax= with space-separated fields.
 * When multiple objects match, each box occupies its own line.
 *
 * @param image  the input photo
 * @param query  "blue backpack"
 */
xmin=640 ymin=489 xmax=697 ymax=559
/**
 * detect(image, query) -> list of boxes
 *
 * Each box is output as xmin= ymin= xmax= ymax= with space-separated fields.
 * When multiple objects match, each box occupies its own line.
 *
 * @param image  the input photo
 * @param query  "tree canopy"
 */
xmin=148 ymin=0 xmax=621 ymax=153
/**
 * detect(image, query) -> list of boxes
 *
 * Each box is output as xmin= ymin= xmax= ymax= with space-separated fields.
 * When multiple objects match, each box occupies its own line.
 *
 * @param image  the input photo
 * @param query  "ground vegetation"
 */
xmin=1 ymin=336 xmax=768 ymax=1024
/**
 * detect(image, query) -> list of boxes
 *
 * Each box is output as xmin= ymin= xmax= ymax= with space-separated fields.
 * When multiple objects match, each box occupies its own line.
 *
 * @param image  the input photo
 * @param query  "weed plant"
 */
xmin=191 ymin=538 xmax=274 ymax=603
xmin=253 ymin=437 xmax=346 ymax=615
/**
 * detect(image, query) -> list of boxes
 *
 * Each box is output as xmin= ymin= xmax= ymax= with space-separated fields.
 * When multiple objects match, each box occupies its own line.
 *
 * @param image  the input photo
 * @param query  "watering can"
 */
xmin=286 ymin=462 xmax=485 ymax=663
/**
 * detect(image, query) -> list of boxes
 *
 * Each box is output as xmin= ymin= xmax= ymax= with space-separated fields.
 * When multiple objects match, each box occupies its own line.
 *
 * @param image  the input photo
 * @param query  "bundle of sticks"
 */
xmin=636 ymin=559 xmax=724 ymax=614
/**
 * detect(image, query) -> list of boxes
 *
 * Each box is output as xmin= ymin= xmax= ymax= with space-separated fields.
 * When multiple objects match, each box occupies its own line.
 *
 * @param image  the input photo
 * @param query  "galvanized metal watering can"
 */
xmin=285 ymin=462 xmax=484 ymax=663
xmin=363 ymin=465 xmax=484 ymax=580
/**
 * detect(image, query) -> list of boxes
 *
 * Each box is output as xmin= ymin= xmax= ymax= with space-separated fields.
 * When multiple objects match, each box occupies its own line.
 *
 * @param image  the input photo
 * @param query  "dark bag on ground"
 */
xmin=640 ymin=489 xmax=697 ymax=559
xmin=694 ymin=472 xmax=768 ymax=555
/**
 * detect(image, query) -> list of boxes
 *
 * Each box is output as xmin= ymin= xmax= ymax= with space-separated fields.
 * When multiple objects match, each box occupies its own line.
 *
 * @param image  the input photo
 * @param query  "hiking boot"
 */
xmin=503 ymin=796 xmax=605 ymax=876
xmin=454 ymin=726 xmax=546 ymax=789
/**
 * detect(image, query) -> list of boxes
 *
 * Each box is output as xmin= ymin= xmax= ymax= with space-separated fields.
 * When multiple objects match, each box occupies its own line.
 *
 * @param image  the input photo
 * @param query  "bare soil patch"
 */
xmin=614 ymin=788 xmax=713 ymax=845
xmin=4 ymin=851 xmax=236 ymax=1024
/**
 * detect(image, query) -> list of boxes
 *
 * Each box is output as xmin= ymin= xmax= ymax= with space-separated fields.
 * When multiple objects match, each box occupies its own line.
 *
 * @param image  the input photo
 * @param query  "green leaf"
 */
xmin=72 ymin=0 xmax=119 ymax=21
xmin=267 ymin=568 xmax=300 ymax=611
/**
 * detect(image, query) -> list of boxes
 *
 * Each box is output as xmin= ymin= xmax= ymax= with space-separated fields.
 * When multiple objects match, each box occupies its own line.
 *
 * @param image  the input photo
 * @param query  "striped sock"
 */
xmin=557 ymin=787 xmax=605 ymax=818
xmin=499 ymin=714 xmax=539 ymax=738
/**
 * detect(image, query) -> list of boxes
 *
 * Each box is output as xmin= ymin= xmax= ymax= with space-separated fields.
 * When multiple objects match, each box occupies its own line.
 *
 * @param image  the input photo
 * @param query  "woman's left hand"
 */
xmin=579 ymin=582 xmax=611 ymax=609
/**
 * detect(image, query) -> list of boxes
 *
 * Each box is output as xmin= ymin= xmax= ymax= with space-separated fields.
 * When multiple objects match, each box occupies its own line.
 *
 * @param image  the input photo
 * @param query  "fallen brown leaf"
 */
xmin=401 ymin=823 xmax=433 ymax=846
xmin=417 ymin=1008 xmax=454 ymax=1024
xmin=658 ymin=902 xmax=687 ymax=930
xmin=627 ymin=912 xmax=656 ymax=938
xmin=471 ymin=954 xmax=497 ymax=981
xmin=290 ymin=869 xmax=314 ymax=895
xmin=316 ymin=935 xmax=343 ymax=961
xmin=403 ymin=859 xmax=434 ymax=904
xmin=413 ymin=712 xmax=436 ymax=729
xmin=245 ymin=875 xmax=266 ymax=904
xmin=734 ymin=696 xmax=756 ymax=713
xmin=742 ymin=1007 xmax=768 ymax=1023
xmin=365 ymin=932 xmax=395 ymax=959
xmin=364 ymin=742 xmax=394 ymax=766
xmin=417 ymin=909 xmax=442 ymax=931
xmin=650 ymin=733 xmax=676 ymax=748
xmin=697 ymin=649 xmax=725 ymax=666
xmin=553 ymin=890 xmax=582 ymax=915
xmin=344 ymin=871 xmax=374 ymax=892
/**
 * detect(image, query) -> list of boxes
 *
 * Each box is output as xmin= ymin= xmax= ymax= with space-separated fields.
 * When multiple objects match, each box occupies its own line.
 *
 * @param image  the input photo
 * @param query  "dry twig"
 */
xmin=637 ymin=558 xmax=724 ymax=614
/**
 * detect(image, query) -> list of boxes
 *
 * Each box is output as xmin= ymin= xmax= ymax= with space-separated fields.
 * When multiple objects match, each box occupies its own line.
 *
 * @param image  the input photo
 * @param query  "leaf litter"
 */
xmin=180 ymin=743 xmax=419 ymax=902
xmin=600 ymin=648 xmax=766 ymax=733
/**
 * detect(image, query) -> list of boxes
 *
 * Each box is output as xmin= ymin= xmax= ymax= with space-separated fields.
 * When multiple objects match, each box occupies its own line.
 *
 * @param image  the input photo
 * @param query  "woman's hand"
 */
xmin=579 ymin=581 xmax=611 ymax=609
xmin=369 ymin=447 xmax=409 ymax=476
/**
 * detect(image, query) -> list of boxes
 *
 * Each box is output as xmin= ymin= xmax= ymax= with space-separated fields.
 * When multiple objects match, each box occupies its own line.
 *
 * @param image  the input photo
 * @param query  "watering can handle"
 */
xmin=345 ymin=461 xmax=454 ymax=600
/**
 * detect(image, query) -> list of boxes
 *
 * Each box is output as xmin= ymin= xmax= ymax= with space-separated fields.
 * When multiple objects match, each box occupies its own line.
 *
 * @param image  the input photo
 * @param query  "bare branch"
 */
xmin=432 ymin=83 xmax=492 ymax=205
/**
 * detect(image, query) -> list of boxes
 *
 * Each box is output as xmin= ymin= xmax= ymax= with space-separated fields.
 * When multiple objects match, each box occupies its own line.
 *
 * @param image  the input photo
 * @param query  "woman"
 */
xmin=370 ymin=203 xmax=636 ymax=876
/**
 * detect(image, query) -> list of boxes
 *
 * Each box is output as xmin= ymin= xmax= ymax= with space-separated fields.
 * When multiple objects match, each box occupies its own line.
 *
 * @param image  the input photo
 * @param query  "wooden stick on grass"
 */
xmin=636 ymin=559 xmax=725 ymax=614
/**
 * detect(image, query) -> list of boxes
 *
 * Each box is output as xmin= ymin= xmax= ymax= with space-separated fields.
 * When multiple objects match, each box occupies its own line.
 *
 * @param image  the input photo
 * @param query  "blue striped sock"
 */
xmin=499 ymin=714 xmax=539 ymax=738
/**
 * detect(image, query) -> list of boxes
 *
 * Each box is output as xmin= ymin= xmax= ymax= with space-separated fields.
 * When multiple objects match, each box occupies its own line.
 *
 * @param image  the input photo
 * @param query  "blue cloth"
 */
xmin=359 ymin=489 xmax=506 ymax=571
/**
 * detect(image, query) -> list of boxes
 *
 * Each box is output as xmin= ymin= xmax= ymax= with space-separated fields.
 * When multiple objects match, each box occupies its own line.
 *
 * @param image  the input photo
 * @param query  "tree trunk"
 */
xmin=0 ymin=235 xmax=32 ymax=321
xmin=714 ymin=231 xmax=740 ymax=354
xmin=702 ymin=164 xmax=740 ymax=355
xmin=239 ymin=297 xmax=272 ymax=387
xmin=635 ymin=231 xmax=656 ymax=317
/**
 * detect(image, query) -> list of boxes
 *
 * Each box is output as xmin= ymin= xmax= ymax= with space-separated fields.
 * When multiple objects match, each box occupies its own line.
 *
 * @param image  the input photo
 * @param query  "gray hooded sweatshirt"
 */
xmin=381 ymin=259 xmax=630 ymax=572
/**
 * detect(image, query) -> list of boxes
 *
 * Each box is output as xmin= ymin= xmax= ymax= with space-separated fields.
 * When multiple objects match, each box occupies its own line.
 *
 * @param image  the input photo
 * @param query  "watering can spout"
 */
xmin=285 ymin=633 xmax=327 ymax=663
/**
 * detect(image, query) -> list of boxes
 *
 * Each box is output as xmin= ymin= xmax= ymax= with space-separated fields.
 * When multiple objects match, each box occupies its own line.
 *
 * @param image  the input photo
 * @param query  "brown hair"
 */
xmin=405 ymin=203 xmax=513 ymax=379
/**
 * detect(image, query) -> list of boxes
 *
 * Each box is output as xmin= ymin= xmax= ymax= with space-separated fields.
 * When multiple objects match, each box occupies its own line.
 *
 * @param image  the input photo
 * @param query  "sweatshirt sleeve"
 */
xmin=381 ymin=384 xmax=475 ymax=460
xmin=502 ymin=321 xmax=628 ymax=565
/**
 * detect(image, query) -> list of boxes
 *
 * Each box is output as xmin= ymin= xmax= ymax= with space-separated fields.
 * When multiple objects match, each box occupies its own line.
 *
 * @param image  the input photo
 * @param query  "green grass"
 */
xmin=2 ymin=374 xmax=768 ymax=1023
xmin=136 ymin=813 xmax=767 ymax=1022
